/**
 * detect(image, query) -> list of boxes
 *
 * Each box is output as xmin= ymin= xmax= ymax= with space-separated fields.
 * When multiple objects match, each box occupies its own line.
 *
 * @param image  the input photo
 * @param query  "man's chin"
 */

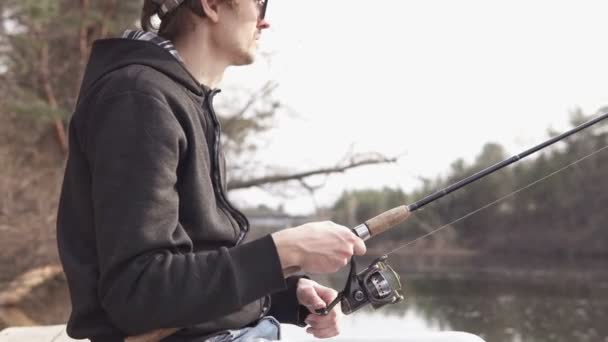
xmin=232 ymin=52 xmax=256 ymax=66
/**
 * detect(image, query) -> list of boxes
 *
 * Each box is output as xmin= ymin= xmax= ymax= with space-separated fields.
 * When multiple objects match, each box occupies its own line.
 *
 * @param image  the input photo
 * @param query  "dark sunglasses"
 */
xmin=257 ymin=0 xmax=268 ymax=20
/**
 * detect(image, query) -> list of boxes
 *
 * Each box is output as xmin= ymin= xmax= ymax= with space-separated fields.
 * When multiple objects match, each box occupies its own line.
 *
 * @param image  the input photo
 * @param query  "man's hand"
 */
xmin=272 ymin=221 xmax=366 ymax=275
xmin=296 ymin=278 xmax=343 ymax=339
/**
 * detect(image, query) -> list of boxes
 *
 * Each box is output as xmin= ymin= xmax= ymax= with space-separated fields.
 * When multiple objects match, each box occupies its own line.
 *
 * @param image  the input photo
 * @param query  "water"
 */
xmin=284 ymin=254 xmax=608 ymax=342
xmin=1 ymin=255 xmax=607 ymax=342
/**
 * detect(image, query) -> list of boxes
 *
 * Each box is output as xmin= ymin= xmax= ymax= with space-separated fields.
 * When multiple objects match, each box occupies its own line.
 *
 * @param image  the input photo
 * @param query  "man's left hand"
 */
xmin=296 ymin=278 xmax=343 ymax=339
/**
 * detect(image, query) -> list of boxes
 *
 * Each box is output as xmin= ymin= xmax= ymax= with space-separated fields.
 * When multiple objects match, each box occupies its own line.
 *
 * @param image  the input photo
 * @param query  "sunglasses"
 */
xmin=257 ymin=0 xmax=268 ymax=20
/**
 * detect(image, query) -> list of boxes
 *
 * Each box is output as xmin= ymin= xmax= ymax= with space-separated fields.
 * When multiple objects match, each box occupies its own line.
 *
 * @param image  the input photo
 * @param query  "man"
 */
xmin=56 ymin=0 xmax=367 ymax=341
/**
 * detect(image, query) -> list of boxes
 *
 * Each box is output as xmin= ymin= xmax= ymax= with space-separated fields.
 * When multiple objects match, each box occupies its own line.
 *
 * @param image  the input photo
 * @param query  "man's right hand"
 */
xmin=271 ymin=221 xmax=367 ymax=274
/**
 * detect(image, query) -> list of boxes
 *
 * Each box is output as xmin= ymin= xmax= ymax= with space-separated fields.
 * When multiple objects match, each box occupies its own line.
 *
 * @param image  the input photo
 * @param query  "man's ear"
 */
xmin=200 ymin=0 xmax=221 ymax=23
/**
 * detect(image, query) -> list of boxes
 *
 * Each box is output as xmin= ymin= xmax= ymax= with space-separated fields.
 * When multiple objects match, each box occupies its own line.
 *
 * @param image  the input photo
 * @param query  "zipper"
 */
xmin=205 ymin=89 xmax=270 ymax=319
xmin=205 ymin=89 xmax=250 ymax=245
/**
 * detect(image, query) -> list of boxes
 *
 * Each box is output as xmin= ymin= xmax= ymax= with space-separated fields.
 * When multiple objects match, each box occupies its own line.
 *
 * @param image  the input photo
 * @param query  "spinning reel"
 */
xmin=315 ymin=255 xmax=404 ymax=316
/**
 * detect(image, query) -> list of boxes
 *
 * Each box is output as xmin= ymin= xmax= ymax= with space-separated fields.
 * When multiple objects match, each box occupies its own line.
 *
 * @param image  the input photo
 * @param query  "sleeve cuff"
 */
xmin=228 ymin=234 xmax=287 ymax=303
xmin=267 ymin=275 xmax=311 ymax=327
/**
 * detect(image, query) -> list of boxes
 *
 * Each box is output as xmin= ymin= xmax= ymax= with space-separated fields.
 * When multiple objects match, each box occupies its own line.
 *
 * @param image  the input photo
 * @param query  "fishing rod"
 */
xmin=315 ymin=111 xmax=608 ymax=317
xmin=127 ymin=112 xmax=607 ymax=342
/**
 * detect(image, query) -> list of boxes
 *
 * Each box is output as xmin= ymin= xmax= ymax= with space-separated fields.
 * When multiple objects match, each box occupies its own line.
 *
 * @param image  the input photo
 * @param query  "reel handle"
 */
xmin=314 ymin=293 xmax=344 ymax=316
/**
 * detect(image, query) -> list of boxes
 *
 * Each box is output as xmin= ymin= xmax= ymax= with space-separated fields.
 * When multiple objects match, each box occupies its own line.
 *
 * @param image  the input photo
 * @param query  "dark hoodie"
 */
xmin=56 ymin=38 xmax=307 ymax=342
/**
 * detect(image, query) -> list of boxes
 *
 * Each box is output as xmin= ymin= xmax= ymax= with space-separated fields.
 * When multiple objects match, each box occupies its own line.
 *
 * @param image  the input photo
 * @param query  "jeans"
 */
xmin=205 ymin=316 xmax=281 ymax=342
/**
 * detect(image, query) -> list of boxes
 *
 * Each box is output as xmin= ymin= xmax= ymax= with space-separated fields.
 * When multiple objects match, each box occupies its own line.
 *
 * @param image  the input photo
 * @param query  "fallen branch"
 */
xmin=0 ymin=265 xmax=63 ymax=306
xmin=0 ymin=307 xmax=37 ymax=327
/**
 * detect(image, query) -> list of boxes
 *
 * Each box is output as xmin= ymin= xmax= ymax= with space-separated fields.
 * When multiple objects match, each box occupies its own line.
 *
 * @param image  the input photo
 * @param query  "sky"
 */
xmin=220 ymin=0 xmax=608 ymax=216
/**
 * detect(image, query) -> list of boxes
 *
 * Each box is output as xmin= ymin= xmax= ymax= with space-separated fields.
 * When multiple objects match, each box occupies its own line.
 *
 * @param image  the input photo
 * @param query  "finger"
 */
xmin=311 ymin=285 xmax=343 ymax=319
xmin=305 ymin=314 xmax=338 ymax=330
xmin=306 ymin=326 xmax=340 ymax=339
xmin=352 ymin=235 xmax=367 ymax=255
xmin=306 ymin=311 xmax=336 ymax=323
xmin=297 ymin=284 xmax=326 ymax=310
xmin=312 ymin=284 xmax=339 ymax=305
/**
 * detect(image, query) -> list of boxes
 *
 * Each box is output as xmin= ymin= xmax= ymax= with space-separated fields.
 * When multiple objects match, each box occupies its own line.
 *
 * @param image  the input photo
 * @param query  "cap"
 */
xmin=152 ymin=0 xmax=185 ymax=19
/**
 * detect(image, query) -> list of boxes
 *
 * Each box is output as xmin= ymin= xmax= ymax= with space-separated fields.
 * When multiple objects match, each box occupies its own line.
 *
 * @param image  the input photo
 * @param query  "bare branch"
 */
xmin=298 ymin=179 xmax=322 ymax=215
xmin=224 ymin=81 xmax=278 ymax=122
xmin=298 ymin=178 xmax=325 ymax=193
xmin=0 ymin=265 xmax=62 ymax=306
xmin=227 ymin=154 xmax=398 ymax=190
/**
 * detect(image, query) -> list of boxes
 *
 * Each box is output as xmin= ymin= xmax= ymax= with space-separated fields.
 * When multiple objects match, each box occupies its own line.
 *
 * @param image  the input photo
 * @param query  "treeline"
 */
xmin=332 ymin=111 xmax=608 ymax=257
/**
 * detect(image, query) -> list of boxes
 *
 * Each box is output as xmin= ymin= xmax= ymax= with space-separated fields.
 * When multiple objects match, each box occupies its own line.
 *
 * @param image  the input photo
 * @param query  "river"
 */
xmin=1 ymin=255 xmax=607 ymax=342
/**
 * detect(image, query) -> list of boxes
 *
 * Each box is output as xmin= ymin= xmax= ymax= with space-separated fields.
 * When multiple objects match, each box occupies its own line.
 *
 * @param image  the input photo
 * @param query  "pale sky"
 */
xmin=220 ymin=0 xmax=608 ymax=215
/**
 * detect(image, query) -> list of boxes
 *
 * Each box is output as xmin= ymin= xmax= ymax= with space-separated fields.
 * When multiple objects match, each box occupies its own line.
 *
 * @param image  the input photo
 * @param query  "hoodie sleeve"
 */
xmin=85 ymin=91 xmax=287 ymax=335
xmin=267 ymin=275 xmax=310 ymax=326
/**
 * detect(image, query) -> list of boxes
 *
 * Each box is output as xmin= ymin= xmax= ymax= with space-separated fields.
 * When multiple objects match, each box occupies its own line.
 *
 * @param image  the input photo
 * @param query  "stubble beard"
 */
xmin=232 ymin=42 xmax=257 ymax=66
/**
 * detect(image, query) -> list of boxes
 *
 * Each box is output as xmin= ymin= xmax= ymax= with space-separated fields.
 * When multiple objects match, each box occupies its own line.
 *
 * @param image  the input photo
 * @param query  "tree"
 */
xmin=2 ymin=0 xmax=141 ymax=153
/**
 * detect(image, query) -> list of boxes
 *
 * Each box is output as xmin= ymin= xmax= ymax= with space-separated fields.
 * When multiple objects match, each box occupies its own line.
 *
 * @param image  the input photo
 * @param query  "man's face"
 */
xmin=214 ymin=0 xmax=270 ymax=66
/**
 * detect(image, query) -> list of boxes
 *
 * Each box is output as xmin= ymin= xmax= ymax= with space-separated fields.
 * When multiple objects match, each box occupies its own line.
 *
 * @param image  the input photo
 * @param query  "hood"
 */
xmin=79 ymin=38 xmax=205 ymax=97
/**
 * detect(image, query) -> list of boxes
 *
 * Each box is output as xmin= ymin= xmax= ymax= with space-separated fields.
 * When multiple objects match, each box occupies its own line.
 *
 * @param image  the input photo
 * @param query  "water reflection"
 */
xmin=315 ymin=255 xmax=608 ymax=342
xmin=1 ymin=255 xmax=608 ymax=342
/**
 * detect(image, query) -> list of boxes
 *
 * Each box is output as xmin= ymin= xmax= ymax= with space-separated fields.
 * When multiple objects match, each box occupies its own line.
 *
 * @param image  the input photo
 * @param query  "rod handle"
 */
xmin=126 ymin=328 xmax=178 ymax=342
xmin=365 ymin=205 xmax=410 ymax=237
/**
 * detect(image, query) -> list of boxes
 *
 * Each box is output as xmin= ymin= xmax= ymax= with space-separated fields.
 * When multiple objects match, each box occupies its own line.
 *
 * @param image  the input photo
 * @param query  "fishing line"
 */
xmin=386 ymin=142 xmax=608 ymax=256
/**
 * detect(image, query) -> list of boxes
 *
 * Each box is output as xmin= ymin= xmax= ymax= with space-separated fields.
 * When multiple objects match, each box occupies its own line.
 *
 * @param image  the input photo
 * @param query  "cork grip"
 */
xmin=365 ymin=205 xmax=410 ymax=237
xmin=126 ymin=328 xmax=178 ymax=342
